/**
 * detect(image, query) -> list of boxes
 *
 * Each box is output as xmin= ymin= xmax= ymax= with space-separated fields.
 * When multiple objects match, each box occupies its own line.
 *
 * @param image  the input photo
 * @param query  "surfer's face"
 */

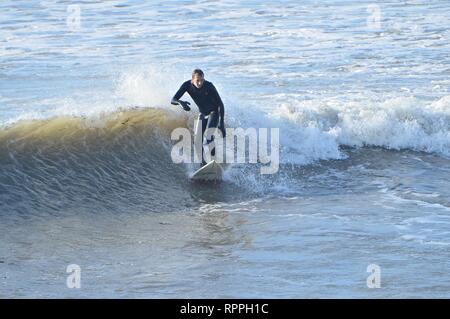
xmin=192 ymin=74 xmax=204 ymax=88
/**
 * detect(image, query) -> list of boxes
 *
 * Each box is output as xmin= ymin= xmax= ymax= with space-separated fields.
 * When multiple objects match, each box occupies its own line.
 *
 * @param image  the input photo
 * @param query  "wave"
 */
xmin=1 ymin=67 xmax=450 ymax=215
xmin=0 ymin=108 xmax=193 ymax=215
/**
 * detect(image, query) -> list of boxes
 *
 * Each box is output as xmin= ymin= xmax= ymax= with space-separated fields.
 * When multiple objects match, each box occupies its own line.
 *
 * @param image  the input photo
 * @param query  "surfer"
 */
xmin=171 ymin=69 xmax=226 ymax=166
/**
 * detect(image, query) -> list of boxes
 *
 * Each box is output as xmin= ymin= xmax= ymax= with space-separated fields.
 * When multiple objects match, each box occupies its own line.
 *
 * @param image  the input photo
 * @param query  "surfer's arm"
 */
xmin=171 ymin=81 xmax=189 ymax=105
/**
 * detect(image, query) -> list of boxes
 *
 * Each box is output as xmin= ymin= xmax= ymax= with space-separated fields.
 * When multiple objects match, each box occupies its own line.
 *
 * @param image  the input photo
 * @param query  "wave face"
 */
xmin=0 ymin=109 xmax=196 ymax=215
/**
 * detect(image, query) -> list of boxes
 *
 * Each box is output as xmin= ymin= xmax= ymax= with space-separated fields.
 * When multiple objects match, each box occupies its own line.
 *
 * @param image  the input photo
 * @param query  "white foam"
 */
xmin=271 ymin=94 xmax=450 ymax=159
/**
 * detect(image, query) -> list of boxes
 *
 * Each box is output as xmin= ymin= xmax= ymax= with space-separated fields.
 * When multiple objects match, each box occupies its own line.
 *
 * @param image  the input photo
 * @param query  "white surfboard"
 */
xmin=191 ymin=160 xmax=223 ymax=181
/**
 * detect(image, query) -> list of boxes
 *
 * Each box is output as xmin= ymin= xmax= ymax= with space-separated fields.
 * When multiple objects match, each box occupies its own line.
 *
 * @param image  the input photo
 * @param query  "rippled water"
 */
xmin=1 ymin=0 xmax=450 ymax=298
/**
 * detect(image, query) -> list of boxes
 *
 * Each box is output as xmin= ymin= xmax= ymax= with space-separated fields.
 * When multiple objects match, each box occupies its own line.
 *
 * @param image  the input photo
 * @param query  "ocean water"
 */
xmin=1 ymin=0 xmax=450 ymax=298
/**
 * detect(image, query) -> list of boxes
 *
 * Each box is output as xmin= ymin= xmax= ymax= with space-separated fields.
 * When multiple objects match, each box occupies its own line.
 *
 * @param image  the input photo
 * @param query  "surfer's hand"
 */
xmin=179 ymin=100 xmax=191 ymax=111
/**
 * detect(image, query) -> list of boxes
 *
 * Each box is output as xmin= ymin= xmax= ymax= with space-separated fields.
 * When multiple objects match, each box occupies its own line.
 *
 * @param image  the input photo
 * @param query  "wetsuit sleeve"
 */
xmin=171 ymin=81 xmax=189 ymax=103
xmin=210 ymin=83 xmax=225 ymax=123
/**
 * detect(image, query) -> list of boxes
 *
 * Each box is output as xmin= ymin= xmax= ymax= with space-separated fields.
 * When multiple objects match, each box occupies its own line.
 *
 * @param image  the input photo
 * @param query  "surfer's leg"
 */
xmin=199 ymin=114 xmax=208 ymax=166
xmin=206 ymin=111 xmax=219 ymax=131
xmin=194 ymin=114 xmax=208 ymax=166
xmin=204 ymin=111 xmax=219 ymax=157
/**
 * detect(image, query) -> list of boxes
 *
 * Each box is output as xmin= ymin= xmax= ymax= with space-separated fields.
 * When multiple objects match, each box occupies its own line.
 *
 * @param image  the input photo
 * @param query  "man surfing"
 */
xmin=171 ymin=69 xmax=226 ymax=166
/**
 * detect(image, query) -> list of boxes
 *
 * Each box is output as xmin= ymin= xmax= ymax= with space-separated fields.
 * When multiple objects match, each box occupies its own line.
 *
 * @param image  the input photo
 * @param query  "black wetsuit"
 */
xmin=172 ymin=80 xmax=225 ymax=164
xmin=172 ymin=80 xmax=224 ymax=119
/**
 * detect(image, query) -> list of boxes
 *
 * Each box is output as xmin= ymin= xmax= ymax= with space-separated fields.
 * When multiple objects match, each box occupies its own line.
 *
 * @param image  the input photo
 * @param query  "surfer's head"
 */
xmin=191 ymin=69 xmax=205 ymax=89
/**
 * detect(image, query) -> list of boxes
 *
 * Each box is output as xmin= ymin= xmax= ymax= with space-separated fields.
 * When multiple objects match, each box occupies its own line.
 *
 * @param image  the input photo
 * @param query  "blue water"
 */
xmin=1 ymin=0 xmax=450 ymax=298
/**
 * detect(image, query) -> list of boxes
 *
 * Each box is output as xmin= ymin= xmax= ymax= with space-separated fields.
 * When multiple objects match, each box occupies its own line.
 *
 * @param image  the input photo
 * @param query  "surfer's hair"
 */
xmin=192 ymin=69 xmax=204 ymax=78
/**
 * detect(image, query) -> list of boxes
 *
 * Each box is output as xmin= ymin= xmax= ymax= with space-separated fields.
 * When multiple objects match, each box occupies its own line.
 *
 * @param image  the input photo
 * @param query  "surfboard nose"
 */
xmin=191 ymin=160 xmax=223 ymax=181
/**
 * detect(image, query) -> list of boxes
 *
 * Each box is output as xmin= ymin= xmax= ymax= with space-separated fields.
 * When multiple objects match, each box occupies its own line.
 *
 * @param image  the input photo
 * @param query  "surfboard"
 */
xmin=191 ymin=160 xmax=223 ymax=181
